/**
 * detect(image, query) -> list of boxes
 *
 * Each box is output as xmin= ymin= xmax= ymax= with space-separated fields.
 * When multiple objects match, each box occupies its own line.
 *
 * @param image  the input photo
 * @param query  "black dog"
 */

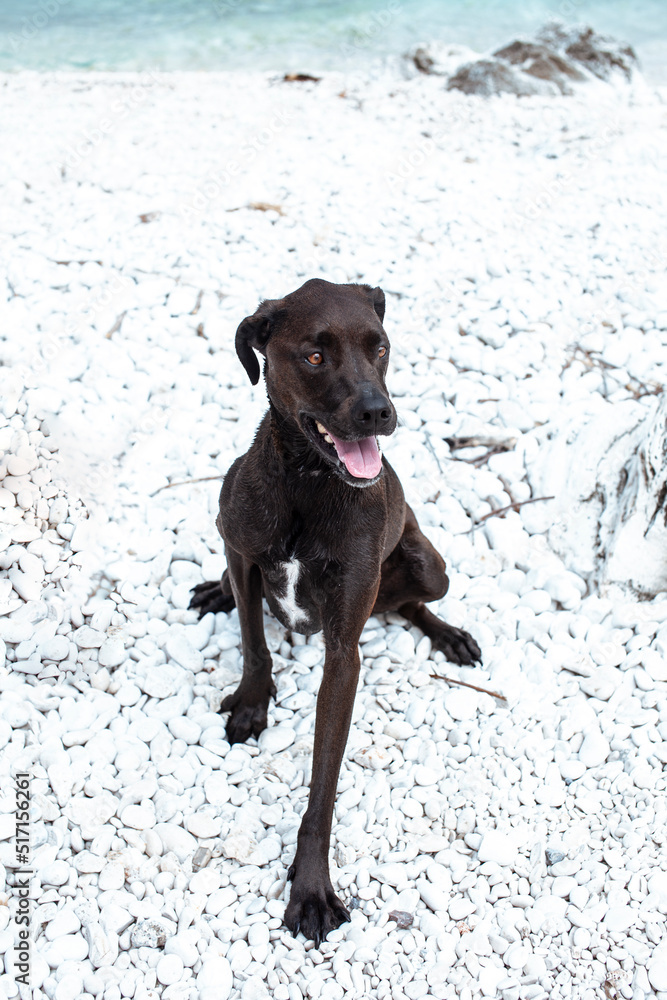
xmin=191 ymin=278 xmax=480 ymax=943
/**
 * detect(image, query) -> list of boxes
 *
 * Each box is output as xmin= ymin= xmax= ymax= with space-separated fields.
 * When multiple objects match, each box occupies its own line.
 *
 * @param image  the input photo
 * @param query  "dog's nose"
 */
xmin=352 ymin=391 xmax=393 ymax=434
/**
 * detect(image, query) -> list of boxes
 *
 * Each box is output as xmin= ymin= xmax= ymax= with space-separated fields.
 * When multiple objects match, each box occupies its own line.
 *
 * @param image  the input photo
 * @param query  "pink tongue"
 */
xmin=327 ymin=430 xmax=382 ymax=479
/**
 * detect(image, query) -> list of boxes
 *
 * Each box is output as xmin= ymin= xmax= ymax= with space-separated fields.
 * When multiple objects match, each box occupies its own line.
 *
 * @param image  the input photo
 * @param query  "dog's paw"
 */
xmin=431 ymin=624 xmax=482 ymax=666
xmin=188 ymin=580 xmax=235 ymax=617
xmin=220 ymin=681 xmax=277 ymax=744
xmin=284 ymin=880 xmax=350 ymax=946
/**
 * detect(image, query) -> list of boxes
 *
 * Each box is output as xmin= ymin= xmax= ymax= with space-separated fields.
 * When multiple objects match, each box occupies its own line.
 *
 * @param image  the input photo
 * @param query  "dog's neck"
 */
xmin=267 ymin=402 xmax=327 ymax=477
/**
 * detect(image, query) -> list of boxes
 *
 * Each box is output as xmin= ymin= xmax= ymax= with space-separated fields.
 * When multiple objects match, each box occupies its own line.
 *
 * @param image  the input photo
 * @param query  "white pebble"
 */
xmin=578 ymin=727 xmax=610 ymax=768
xmin=197 ymin=956 xmax=233 ymax=998
xmin=156 ymin=953 xmax=184 ymax=986
xmin=258 ymin=724 xmax=296 ymax=753
xmin=477 ymin=830 xmax=519 ymax=867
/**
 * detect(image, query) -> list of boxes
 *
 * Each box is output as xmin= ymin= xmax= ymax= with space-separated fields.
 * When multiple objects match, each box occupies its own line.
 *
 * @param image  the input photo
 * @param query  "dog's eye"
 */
xmin=378 ymin=346 xmax=387 ymax=358
xmin=306 ymin=352 xmax=323 ymax=366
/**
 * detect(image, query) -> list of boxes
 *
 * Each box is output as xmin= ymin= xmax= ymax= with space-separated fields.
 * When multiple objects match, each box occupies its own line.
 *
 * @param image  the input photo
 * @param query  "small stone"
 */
xmin=578 ymin=727 xmax=610 ymax=768
xmin=186 ymin=813 xmax=221 ymax=838
xmin=98 ymin=862 xmax=125 ymax=891
xmin=371 ymin=863 xmax=409 ymax=889
xmin=55 ymin=973 xmax=84 ymax=1000
xmin=66 ymin=793 xmax=118 ymax=838
xmin=130 ymin=919 xmax=168 ymax=949
xmin=139 ymin=664 xmax=186 ymax=699
xmin=153 ymin=822 xmax=197 ymax=862
xmin=477 ymin=830 xmax=518 ymax=867
xmin=353 ymin=745 xmax=392 ymax=769
xmin=0 ymin=620 xmax=32 ymax=643
xmin=415 ymin=763 xmax=444 ymax=785
xmin=44 ymin=933 xmax=89 ymax=964
xmin=545 ymin=848 xmax=566 ymax=866
xmin=116 ymin=683 xmax=141 ymax=706
xmin=648 ymin=954 xmax=667 ymax=992
xmin=166 ymin=631 xmax=204 ymax=672
xmin=98 ymin=636 xmax=126 ymax=668
xmin=168 ymin=716 xmax=201 ymax=743
xmin=383 ymin=720 xmax=414 ymax=740
xmin=83 ymin=922 xmax=118 ymax=968
xmin=40 ymin=860 xmax=70 ymax=886
xmin=8 ymin=568 xmax=42 ymax=602
xmin=190 ymin=868 xmax=222 ymax=894
xmin=7 ymin=455 xmax=35 ymax=476
xmin=156 ymin=953 xmax=184 ymax=986
xmin=72 ymin=626 xmax=104 ymax=649
xmin=45 ymin=908 xmax=81 ymax=940
xmin=204 ymin=773 xmax=230 ymax=806
xmin=418 ymin=881 xmax=450 ymax=913
xmin=221 ymin=831 xmax=259 ymax=863
xmin=552 ymin=875 xmax=577 ymax=898
xmin=120 ymin=804 xmax=155 ymax=830
xmin=197 ymin=956 xmax=234 ymax=998
xmin=449 ymin=897 xmax=476 ymax=920
xmin=388 ymin=909 xmax=414 ymax=929
xmin=258 ymin=724 xmax=296 ymax=753
xmin=387 ymin=630 xmax=415 ymax=662
xmin=242 ymin=975 xmax=270 ymax=1000
xmin=291 ymin=644 xmax=322 ymax=667
xmin=39 ymin=635 xmax=70 ymax=661
xmin=558 ymin=760 xmax=586 ymax=781
xmin=73 ymin=851 xmax=105 ymax=873
xmin=444 ymin=688 xmax=477 ymax=721
xmin=504 ymin=942 xmax=530 ymax=970
xmin=604 ymin=906 xmax=636 ymax=931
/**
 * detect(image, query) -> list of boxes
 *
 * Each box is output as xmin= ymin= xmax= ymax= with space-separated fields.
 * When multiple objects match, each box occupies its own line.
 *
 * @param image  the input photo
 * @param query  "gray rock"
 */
xmin=538 ymin=22 xmax=638 ymax=82
xmin=131 ymin=918 xmax=170 ymax=949
xmin=493 ymin=40 xmax=586 ymax=94
xmin=446 ymin=22 xmax=639 ymax=98
xmin=447 ymin=59 xmax=558 ymax=97
xmin=545 ymin=848 xmax=566 ymax=866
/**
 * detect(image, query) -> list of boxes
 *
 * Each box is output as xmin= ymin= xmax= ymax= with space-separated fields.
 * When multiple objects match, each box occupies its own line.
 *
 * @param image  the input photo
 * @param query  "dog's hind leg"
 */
xmin=216 ymin=549 xmax=276 ymax=744
xmin=374 ymin=505 xmax=481 ymax=665
xmin=189 ymin=568 xmax=236 ymax=617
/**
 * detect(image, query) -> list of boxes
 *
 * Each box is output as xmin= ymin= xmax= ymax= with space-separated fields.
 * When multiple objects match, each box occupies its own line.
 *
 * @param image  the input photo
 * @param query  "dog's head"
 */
xmin=235 ymin=278 xmax=397 ymax=486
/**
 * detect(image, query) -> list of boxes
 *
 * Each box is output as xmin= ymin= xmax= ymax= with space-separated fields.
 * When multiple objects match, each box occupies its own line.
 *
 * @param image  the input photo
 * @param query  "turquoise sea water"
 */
xmin=1 ymin=0 xmax=666 ymax=81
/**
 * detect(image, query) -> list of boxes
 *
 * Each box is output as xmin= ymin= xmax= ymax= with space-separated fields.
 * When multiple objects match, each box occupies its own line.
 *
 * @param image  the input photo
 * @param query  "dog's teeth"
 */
xmin=316 ymin=421 xmax=327 ymax=434
xmin=324 ymin=434 xmax=333 ymax=444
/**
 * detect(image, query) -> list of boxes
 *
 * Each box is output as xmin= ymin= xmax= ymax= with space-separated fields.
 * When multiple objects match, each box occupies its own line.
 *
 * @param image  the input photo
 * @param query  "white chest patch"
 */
xmin=277 ymin=559 xmax=307 ymax=629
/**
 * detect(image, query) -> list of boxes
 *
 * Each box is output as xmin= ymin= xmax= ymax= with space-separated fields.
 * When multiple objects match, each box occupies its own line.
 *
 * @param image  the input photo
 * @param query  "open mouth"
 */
xmin=302 ymin=416 xmax=383 ymax=480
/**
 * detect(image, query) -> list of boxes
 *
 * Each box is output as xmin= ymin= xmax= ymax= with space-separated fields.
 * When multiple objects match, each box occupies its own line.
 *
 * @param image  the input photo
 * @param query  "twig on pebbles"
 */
xmin=105 ymin=311 xmax=127 ymax=339
xmin=151 ymin=475 xmax=221 ymax=497
xmin=430 ymin=673 xmax=507 ymax=702
xmin=565 ymin=345 xmax=664 ymax=400
xmin=445 ymin=435 xmax=517 ymax=467
xmin=446 ymin=435 xmax=517 ymax=452
xmin=468 ymin=494 xmax=554 ymax=531
xmin=227 ymin=202 xmax=286 ymax=215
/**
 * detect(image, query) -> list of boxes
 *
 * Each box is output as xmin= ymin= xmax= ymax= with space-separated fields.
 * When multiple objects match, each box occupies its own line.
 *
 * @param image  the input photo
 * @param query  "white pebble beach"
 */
xmin=1 ymin=57 xmax=667 ymax=1000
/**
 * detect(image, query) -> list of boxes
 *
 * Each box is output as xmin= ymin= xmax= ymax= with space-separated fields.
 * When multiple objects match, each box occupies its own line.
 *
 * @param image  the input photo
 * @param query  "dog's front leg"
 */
xmin=219 ymin=546 xmax=275 ymax=744
xmin=285 ymin=573 xmax=380 ymax=945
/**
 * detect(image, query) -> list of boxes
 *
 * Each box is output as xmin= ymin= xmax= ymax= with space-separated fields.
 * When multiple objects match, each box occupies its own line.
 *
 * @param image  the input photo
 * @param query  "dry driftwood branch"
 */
xmin=151 ymin=474 xmax=221 ymax=497
xmin=430 ymin=673 xmax=507 ymax=702
xmin=469 ymin=494 xmax=554 ymax=530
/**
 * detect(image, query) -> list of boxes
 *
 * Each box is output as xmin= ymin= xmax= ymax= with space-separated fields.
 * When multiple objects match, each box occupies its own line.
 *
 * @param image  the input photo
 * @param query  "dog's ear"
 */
xmin=235 ymin=298 xmax=284 ymax=385
xmin=371 ymin=286 xmax=386 ymax=322
xmin=361 ymin=285 xmax=385 ymax=322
